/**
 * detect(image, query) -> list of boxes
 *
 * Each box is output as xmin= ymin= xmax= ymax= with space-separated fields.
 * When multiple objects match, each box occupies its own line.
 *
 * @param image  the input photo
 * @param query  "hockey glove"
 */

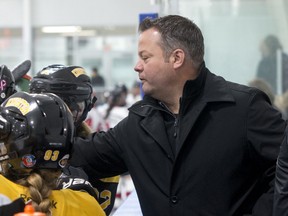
xmin=56 ymin=165 xmax=98 ymax=200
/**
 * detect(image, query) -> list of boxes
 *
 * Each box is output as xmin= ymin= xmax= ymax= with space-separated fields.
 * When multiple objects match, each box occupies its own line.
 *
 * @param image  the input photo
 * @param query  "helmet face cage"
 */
xmin=0 ymin=65 xmax=16 ymax=104
xmin=0 ymin=92 xmax=74 ymax=176
xmin=29 ymin=64 xmax=96 ymax=126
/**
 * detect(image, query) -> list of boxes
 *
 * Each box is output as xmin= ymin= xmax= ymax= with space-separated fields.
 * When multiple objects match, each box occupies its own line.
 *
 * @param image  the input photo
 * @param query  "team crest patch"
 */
xmin=22 ymin=154 xmax=36 ymax=168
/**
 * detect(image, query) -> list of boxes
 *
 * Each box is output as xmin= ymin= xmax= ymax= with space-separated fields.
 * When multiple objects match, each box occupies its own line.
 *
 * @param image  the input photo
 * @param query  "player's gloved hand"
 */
xmin=56 ymin=165 xmax=98 ymax=200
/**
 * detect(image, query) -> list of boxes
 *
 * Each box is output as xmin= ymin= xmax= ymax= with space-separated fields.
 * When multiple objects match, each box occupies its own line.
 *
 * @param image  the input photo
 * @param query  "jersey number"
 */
xmin=44 ymin=150 xmax=60 ymax=161
xmin=95 ymin=189 xmax=111 ymax=210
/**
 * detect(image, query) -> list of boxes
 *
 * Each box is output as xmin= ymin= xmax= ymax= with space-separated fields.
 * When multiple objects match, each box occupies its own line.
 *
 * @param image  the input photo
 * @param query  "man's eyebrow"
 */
xmin=138 ymin=51 xmax=146 ymax=56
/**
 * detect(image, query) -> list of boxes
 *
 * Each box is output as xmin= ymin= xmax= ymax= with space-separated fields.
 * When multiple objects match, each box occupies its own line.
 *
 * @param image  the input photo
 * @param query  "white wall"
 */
xmin=0 ymin=0 xmax=23 ymax=27
xmin=0 ymin=0 xmax=158 ymax=27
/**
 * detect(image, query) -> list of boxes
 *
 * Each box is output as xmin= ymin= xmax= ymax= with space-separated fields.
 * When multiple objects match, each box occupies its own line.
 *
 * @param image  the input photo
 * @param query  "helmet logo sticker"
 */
xmin=5 ymin=97 xmax=30 ymax=115
xmin=40 ymin=69 xmax=52 ymax=75
xmin=22 ymin=154 xmax=36 ymax=168
xmin=71 ymin=68 xmax=85 ymax=77
xmin=0 ymin=79 xmax=7 ymax=91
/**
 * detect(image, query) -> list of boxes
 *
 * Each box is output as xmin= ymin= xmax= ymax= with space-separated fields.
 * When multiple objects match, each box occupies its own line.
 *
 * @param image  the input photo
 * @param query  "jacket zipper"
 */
xmin=158 ymin=102 xmax=179 ymax=138
xmin=139 ymin=103 xmax=179 ymax=137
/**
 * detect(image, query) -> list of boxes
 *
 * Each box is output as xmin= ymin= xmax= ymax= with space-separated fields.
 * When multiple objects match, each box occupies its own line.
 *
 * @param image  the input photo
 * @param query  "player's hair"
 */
xmin=16 ymin=170 xmax=60 ymax=216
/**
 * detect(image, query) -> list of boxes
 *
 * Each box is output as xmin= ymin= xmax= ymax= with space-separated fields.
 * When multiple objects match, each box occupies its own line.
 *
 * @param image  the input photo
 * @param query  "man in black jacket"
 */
xmin=70 ymin=15 xmax=286 ymax=216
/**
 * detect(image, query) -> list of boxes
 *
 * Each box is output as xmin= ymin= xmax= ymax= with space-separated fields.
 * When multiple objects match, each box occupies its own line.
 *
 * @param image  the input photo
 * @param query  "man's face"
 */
xmin=134 ymin=28 xmax=175 ymax=101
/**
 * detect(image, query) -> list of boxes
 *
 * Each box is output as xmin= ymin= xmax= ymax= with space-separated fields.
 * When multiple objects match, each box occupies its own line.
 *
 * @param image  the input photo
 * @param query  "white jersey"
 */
xmin=105 ymin=106 xmax=129 ymax=128
xmin=85 ymin=107 xmax=109 ymax=132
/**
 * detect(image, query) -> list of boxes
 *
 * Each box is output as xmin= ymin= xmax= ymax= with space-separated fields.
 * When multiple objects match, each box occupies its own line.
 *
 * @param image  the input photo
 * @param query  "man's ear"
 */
xmin=171 ymin=49 xmax=185 ymax=69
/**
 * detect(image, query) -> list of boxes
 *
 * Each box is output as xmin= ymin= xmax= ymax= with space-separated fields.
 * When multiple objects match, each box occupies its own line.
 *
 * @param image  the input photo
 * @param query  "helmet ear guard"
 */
xmin=0 ymin=92 xmax=75 ymax=176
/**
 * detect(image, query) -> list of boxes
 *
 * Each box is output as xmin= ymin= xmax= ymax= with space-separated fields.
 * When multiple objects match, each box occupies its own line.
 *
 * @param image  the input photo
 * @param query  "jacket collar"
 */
xmin=130 ymin=62 xmax=235 ymax=116
xmin=182 ymin=62 xmax=235 ymax=103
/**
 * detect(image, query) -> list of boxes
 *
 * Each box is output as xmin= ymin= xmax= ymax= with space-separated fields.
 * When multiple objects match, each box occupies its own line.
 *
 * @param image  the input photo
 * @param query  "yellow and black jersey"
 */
xmin=0 ymin=175 xmax=105 ymax=216
xmin=78 ymin=121 xmax=120 ymax=215
xmin=92 ymin=176 xmax=120 ymax=215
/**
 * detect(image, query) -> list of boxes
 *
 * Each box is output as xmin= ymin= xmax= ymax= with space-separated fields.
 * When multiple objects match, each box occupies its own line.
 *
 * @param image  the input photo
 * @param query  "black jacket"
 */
xmin=71 ymin=64 xmax=286 ymax=216
xmin=274 ymin=124 xmax=288 ymax=216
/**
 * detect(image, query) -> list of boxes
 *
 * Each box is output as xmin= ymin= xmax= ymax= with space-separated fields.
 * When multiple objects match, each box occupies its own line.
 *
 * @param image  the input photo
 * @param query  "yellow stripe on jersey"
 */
xmin=100 ymin=175 xmax=120 ymax=183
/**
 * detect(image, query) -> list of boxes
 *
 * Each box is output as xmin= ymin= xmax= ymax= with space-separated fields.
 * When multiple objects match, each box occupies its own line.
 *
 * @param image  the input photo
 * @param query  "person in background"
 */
xmin=0 ymin=92 xmax=105 ymax=216
xmin=248 ymin=78 xmax=276 ymax=105
xmin=91 ymin=67 xmax=105 ymax=88
xmin=69 ymin=15 xmax=285 ymax=216
xmin=126 ymin=81 xmax=142 ymax=107
xmin=29 ymin=64 xmax=118 ymax=215
xmin=85 ymin=89 xmax=110 ymax=133
xmin=248 ymin=78 xmax=288 ymax=121
xmin=256 ymin=34 xmax=288 ymax=94
xmin=277 ymin=90 xmax=288 ymax=120
xmin=102 ymin=84 xmax=129 ymax=128
xmin=85 ymin=104 xmax=109 ymax=132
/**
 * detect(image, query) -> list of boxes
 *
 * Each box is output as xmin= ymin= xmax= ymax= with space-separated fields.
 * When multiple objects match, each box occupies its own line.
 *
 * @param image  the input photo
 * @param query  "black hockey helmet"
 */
xmin=29 ymin=64 xmax=96 ymax=126
xmin=0 ymin=92 xmax=74 ymax=176
xmin=0 ymin=65 xmax=16 ymax=104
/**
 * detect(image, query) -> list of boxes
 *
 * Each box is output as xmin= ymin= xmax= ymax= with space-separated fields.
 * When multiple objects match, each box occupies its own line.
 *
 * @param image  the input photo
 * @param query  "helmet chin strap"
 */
xmin=0 ymin=142 xmax=8 ymax=174
xmin=0 ymin=160 xmax=8 ymax=175
xmin=0 ymin=143 xmax=7 ymax=174
xmin=0 ymin=142 xmax=7 ymax=155
xmin=88 ymin=96 xmax=97 ymax=111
